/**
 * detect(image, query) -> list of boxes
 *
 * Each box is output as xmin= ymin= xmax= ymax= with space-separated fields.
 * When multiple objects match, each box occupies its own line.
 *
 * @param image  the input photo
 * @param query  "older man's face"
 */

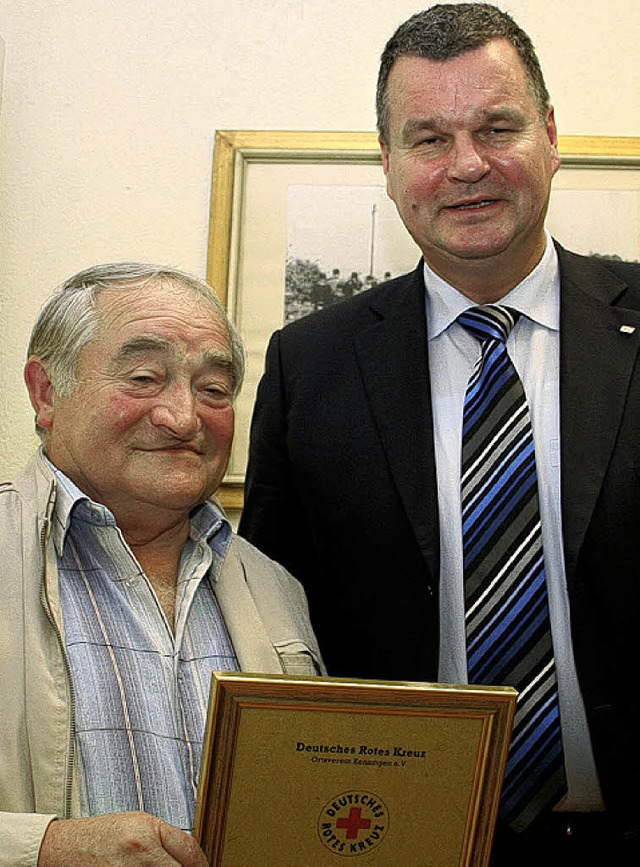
xmin=44 ymin=280 xmax=235 ymax=523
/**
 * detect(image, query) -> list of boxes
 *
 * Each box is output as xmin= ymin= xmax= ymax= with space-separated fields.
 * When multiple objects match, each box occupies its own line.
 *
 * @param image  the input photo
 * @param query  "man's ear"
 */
xmin=379 ymin=136 xmax=390 ymax=175
xmin=24 ymin=357 xmax=55 ymax=430
xmin=546 ymin=106 xmax=561 ymax=176
xmin=379 ymin=136 xmax=396 ymax=203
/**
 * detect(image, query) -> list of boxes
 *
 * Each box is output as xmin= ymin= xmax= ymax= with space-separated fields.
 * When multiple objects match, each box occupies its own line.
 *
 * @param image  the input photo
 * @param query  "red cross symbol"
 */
xmin=336 ymin=807 xmax=372 ymax=839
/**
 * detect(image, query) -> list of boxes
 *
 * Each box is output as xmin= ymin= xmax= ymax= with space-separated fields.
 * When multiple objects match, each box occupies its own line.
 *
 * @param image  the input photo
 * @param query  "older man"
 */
xmin=239 ymin=3 xmax=640 ymax=864
xmin=0 ymin=262 xmax=324 ymax=866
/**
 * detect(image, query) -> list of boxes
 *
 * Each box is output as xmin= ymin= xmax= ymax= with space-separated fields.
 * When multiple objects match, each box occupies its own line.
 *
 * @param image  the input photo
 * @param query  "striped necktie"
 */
xmin=459 ymin=305 xmax=567 ymax=832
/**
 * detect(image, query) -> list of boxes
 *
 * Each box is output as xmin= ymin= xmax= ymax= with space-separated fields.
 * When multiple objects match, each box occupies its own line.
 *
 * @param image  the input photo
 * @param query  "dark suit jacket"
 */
xmin=239 ymin=243 xmax=640 ymax=831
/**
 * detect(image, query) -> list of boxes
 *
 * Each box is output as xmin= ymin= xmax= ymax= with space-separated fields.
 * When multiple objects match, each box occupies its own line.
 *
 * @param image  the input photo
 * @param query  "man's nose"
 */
xmin=150 ymin=382 xmax=201 ymax=437
xmin=446 ymin=136 xmax=490 ymax=183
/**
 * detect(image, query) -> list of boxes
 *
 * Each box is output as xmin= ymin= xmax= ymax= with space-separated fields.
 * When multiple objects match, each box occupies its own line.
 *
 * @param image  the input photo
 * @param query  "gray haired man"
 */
xmin=0 ymin=262 xmax=324 ymax=866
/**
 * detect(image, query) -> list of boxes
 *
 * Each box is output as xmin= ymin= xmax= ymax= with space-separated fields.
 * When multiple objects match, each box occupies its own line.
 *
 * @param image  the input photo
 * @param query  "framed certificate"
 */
xmin=194 ymin=673 xmax=516 ymax=866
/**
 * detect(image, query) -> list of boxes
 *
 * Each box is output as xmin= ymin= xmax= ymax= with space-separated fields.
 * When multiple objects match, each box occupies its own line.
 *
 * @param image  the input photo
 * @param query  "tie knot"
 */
xmin=457 ymin=305 xmax=519 ymax=344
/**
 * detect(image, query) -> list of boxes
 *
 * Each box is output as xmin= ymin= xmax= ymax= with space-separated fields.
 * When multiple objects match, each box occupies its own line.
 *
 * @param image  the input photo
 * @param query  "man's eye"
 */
xmin=202 ymin=384 xmax=233 ymax=406
xmin=128 ymin=373 xmax=161 ymax=388
xmin=486 ymin=127 xmax=517 ymax=139
xmin=411 ymin=137 xmax=448 ymax=156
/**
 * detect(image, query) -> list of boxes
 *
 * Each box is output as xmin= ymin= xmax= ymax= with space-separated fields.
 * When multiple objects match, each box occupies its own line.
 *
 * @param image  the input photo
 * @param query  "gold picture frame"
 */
xmin=206 ymin=131 xmax=640 ymax=510
xmin=194 ymin=672 xmax=517 ymax=866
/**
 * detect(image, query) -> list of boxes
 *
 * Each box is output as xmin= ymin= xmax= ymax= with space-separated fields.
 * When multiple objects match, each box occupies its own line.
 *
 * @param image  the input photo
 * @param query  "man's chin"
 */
xmin=129 ymin=471 xmax=219 ymax=509
xmin=425 ymin=232 xmax=519 ymax=266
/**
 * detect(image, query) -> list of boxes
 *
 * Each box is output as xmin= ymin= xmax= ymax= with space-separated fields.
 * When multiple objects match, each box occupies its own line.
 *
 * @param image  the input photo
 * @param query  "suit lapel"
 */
xmin=353 ymin=266 xmax=440 ymax=580
xmin=348 ymin=249 xmax=640 ymax=589
xmin=559 ymin=247 xmax=640 ymax=583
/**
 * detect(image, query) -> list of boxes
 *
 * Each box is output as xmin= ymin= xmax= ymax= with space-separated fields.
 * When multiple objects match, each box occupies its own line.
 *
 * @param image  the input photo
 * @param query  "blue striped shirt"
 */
xmin=49 ymin=460 xmax=239 ymax=832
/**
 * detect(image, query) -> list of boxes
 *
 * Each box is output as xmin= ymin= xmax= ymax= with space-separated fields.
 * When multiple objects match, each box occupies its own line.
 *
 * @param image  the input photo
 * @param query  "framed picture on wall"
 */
xmin=206 ymin=130 xmax=640 ymax=509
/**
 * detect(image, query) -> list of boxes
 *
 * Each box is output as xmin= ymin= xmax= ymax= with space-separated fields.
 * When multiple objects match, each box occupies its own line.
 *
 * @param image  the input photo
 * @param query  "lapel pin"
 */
xmin=620 ymin=325 xmax=636 ymax=334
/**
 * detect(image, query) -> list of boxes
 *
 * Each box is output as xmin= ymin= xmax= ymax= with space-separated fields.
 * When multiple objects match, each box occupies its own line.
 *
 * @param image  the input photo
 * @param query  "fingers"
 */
xmin=158 ymin=821 xmax=209 ymax=866
xmin=37 ymin=812 xmax=208 ymax=867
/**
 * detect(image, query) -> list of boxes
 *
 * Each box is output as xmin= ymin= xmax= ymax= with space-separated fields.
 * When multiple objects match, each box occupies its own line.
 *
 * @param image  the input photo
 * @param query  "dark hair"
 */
xmin=376 ymin=3 xmax=550 ymax=143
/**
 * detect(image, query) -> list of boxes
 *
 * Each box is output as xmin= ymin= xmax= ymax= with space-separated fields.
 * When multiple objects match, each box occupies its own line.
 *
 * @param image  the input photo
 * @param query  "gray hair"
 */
xmin=376 ymin=3 xmax=551 ymax=144
xmin=28 ymin=261 xmax=245 ymax=400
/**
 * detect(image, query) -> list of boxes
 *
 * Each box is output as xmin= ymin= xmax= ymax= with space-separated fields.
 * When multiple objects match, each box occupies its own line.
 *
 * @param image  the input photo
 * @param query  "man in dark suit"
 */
xmin=240 ymin=4 xmax=640 ymax=862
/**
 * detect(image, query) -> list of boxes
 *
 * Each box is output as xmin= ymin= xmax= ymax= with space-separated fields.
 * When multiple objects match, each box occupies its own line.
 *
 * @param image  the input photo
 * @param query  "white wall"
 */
xmin=0 ymin=0 xmax=638 ymax=477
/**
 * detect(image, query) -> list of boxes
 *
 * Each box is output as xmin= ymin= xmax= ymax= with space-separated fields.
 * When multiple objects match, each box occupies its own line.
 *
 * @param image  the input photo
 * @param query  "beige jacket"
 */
xmin=0 ymin=452 xmax=325 ymax=866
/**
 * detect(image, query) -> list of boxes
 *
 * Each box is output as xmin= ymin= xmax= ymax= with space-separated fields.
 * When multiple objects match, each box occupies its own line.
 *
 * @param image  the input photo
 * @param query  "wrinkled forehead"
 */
xmin=386 ymin=39 xmax=544 ymax=123
xmin=94 ymin=274 xmax=218 ymax=313
xmin=93 ymin=278 xmax=225 ymax=333
xmin=84 ymin=279 xmax=232 ymax=362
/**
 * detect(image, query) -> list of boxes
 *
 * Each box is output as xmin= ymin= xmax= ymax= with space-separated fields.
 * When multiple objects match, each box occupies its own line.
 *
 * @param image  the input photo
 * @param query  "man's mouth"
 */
xmin=142 ymin=443 xmax=203 ymax=455
xmin=449 ymin=198 xmax=498 ymax=211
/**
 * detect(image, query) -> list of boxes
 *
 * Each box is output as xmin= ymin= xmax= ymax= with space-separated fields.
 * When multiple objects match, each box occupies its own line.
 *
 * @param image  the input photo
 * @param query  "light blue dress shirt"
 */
xmin=426 ymin=236 xmax=603 ymax=811
xmin=49 ymin=460 xmax=239 ymax=832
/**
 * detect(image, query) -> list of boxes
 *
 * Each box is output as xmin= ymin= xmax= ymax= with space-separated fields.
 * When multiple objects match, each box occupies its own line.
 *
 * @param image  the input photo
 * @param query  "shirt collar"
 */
xmin=44 ymin=454 xmax=230 ymax=558
xmin=424 ymin=232 xmax=561 ymax=340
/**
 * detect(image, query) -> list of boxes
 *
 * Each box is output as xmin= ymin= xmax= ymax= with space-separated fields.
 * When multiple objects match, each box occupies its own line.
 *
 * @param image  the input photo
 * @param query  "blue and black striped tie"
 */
xmin=459 ymin=305 xmax=567 ymax=832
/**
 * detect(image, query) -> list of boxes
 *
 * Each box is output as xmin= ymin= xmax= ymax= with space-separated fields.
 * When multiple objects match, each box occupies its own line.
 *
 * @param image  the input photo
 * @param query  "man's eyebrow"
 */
xmin=111 ymin=336 xmax=173 ymax=366
xmin=200 ymin=351 xmax=234 ymax=374
xmin=480 ymin=106 xmax=527 ymax=125
xmin=110 ymin=337 xmax=233 ymax=375
xmin=401 ymin=117 xmax=439 ymax=137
